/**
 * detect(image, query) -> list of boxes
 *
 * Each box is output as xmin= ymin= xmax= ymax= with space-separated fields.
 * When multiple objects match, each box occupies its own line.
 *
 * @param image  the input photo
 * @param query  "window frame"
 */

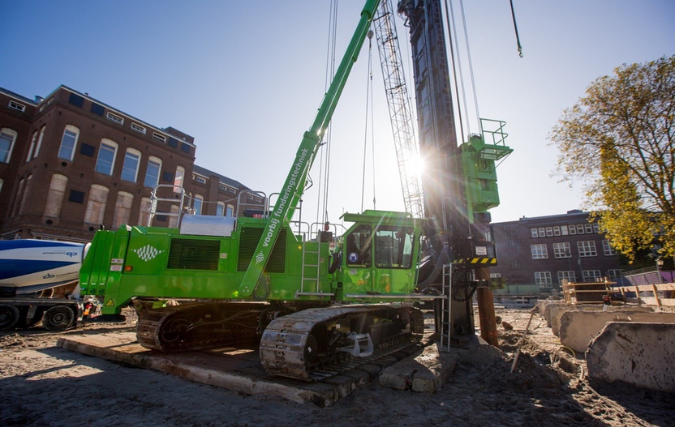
xmin=534 ymin=271 xmax=552 ymax=287
xmin=530 ymin=243 xmax=548 ymax=260
xmin=121 ymin=148 xmax=141 ymax=183
xmin=131 ymin=122 xmax=147 ymax=134
xmin=143 ymin=156 xmax=162 ymax=188
xmin=557 ymin=270 xmax=576 ymax=284
xmin=577 ymin=240 xmax=597 ymax=257
xmin=553 ymin=242 xmax=571 ymax=258
xmin=582 ymin=270 xmax=602 ymax=283
xmin=193 ymin=195 xmax=203 ymax=215
xmin=0 ymin=128 xmax=18 ymax=164
xmin=106 ymin=111 xmax=124 ymax=125
xmin=94 ymin=139 xmax=118 ymax=176
xmin=152 ymin=132 xmax=166 ymax=143
xmin=602 ymin=240 xmax=617 ymax=256
xmin=57 ymin=125 xmax=80 ymax=161
xmin=8 ymin=100 xmax=26 ymax=112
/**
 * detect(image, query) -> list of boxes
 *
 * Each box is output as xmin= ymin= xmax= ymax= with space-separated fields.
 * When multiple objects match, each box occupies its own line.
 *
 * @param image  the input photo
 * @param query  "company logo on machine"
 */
xmin=133 ymin=245 xmax=164 ymax=262
xmin=348 ymin=252 xmax=359 ymax=263
xmin=255 ymin=251 xmax=265 ymax=264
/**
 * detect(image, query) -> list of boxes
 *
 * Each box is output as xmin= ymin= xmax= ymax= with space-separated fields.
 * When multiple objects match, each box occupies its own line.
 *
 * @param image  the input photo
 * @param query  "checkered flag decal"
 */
xmin=134 ymin=245 xmax=164 ymax=262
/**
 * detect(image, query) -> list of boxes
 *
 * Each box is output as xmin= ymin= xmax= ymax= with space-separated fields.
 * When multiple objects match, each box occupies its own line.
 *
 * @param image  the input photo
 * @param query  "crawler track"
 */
xmin=260 ymin=304 xmax=424 ymax=381
xmin=136 ymin=302 xmax=266 ymax=351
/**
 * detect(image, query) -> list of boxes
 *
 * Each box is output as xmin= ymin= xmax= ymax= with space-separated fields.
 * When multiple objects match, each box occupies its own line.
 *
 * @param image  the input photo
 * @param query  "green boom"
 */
xmin=238 ymin=0 xmax=381 ymax=297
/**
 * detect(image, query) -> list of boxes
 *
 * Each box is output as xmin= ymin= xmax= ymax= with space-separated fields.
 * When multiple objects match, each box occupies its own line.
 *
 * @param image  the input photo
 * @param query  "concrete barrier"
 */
xmin=559 ymin=311 xmax=675 ymax=353
xmin=586 ymin=322 xmax=675 ymax=393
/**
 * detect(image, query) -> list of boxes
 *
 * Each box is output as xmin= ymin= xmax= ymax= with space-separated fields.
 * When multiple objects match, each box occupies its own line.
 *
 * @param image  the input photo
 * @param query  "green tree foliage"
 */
xmin=551 ymin=55 xmax=675 ymax=262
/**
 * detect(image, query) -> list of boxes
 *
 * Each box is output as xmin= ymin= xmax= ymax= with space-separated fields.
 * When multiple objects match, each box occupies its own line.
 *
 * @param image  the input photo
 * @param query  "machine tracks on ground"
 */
xmin=260 ymin=304 xmax=424 ymax=381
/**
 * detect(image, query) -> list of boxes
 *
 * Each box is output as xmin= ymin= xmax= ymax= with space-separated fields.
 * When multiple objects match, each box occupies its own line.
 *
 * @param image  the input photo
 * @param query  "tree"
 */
xmin=551 ymin=55 xmax=675 ymax=262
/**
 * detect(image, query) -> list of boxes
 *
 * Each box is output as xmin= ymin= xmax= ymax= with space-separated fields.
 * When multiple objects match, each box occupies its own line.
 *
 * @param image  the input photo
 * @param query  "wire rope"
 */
xmin=361 ymin=31 xmax=374 ymax=212
xmin=459 ymin=0 xmax=481 ymax=133
xmin=446 ymin=0 xmax=471 ymax=136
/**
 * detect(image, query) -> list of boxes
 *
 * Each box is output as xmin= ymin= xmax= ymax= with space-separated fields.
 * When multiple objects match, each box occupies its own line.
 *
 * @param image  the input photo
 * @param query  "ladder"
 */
xmin=296 ymin=241 xmax=334 ymax=297
xmin=439 ymin=263 xmax=452 ymax=351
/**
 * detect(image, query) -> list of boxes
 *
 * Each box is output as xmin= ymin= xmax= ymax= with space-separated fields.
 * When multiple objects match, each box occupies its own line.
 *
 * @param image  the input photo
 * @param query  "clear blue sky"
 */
xmin=2 ymin=1 xmax=674 ymax=225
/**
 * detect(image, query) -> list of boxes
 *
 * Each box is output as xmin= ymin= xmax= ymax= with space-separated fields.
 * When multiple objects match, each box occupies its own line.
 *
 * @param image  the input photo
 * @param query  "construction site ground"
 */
xmin=2 ymin=306 xmax=673 ymax=427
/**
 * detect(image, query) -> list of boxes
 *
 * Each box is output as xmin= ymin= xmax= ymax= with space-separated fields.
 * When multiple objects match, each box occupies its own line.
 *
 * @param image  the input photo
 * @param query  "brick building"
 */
xmin=490 ymin=210 xmax=624 ymax=294
xmin=0 ymin=85 xmax=262 ymax=242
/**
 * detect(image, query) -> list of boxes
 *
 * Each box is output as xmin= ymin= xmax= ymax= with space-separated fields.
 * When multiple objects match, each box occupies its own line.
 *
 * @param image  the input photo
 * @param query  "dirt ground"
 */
xmin=1 ymin=307 xmax=673 ymax=427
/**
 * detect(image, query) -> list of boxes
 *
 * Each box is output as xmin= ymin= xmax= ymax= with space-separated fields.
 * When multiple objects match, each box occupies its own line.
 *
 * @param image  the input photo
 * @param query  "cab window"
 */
xmin=345 ymin=225 xmax=371 ymax=267
xmin=375 ymin=226 xmax=414 ymax=269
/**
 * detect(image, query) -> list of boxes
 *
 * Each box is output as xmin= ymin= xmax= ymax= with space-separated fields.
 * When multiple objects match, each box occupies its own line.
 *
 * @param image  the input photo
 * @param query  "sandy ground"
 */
xmin=1 ymin=307 xmax=673 ymax=427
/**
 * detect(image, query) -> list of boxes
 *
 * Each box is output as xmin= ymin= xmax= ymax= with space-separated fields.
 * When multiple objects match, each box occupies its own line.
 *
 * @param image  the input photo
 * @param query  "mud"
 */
xmin=1 ymin=308 xmax=673 ymax=426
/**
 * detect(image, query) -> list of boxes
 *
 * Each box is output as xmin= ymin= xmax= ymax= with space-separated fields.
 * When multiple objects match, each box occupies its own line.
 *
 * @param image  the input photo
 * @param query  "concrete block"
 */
xmin=587 ymin=322 xmax=675 ymax=393
xmin=379 ymin=344 xmax=457 ymax=393
xmin=560 ymin=311 xmax=675 ymax=353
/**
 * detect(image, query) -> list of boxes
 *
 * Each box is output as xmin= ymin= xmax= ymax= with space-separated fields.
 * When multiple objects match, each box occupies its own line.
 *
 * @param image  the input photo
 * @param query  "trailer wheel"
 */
xmin=43 ymin=305 xmax=75 ymax=331
xmin=0 ymin=304 xmax=20 ymax=331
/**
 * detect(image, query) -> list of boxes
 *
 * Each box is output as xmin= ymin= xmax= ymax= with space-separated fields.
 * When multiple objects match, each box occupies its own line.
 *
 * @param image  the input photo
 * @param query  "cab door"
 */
xmin=341 ymin=224 xmax=373 ymax=295
xmin=372 ymin=226 xmax=416 ymax=295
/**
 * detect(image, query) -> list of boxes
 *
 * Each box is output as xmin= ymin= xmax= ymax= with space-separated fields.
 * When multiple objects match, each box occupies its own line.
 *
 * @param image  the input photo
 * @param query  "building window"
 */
xmin=193 ymin=195 xmax=203 ymax=215
xmin=576 ymin=224 xmax=585 ymax=234
xmin=95 ymin=139 xmax=118 ymax=176
xmin=545 ymin=227 xmax=553 ymax=237
xmin=112 ymin=192 xmax=133 ymax=229
xmin=44 ymin=174 xmax=68 ymax=217
xmin=584 ymin=223 xmax=593 ymax=234
xmin=593 ymin=223 xmax=600 ymax=233
xmin=534 ymin=271 xmax=552 ymax=287
xmin=510 ymin=259 xmax=521 ymax=270
xmin=553 ymin=242 xmax=571 ymax=258
xmin=607 ymin=269 xmax=623 ymax=281
xmin=602 ymin=240 xmax=617 ymax=256
xmin=144 ymin=156 xmax=162 ymax=188
xmin=216 ymin=202 xmax=225 ymax=216
xmin=152 ymin=132 xmax=166 ymax=143
xmin=531 ymin=244 xmax=548 ymax=259
xmin=226 ymin=204 xmax=234 ymax=217
xmin=569 ymin=225 xmax=577 ymax=235
xmin=557 ymin=271 xmax=576 ymax=284
xmin=106 ymin=112 xmax=124 ymax=125
xmin=90 ymin=103 xmax=105 ymax=116
xmin=8 ymin=100 xmax=26 ymax=112
xmin=84 ymin=185 xmax=109 ymax=225
xmin=537 ymin=227 xmax=545 ymax=237
xmin=68 ymin=190 xmax=85 ymax=204
xmin=18 ymin=174 xmax=33 ymax=215
xmin=68 ymin=93 xmax=84 ymax=107
xmin=131 ymin=122 xmax=146 ymax=134
xmin=26 ymin=131 xmax=38 ymax=162
xmin=12 ymin=178 xmax=25 ymax=216
xmin=553 ymin=226 xmax=561 ymax=236
xmin=582 ymin=270 xmax=602 ymax=283
xmin=561 ymin=225 xmax=569 ymax=235
xmin=121 ymin=148 xmax=141 ymax=183
xmin=0 ymin=128 xmax=18 ymax=163
xmin=195 ymin=176 xmax=206 ymax=184
xmin=34 ymin=126 xmax=45 ymax=159
xmin=138 ymin=197 xmax=152 ymax=226
xmin=530 ymin=228 xmax=538 ymax=238
xmin=174 ymin=166 xmax=185 ymax=192
xmin=577 ymin=241 xmax=597 ymax=257
xmin=58 ymin=125 xmax=80 ymax=161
